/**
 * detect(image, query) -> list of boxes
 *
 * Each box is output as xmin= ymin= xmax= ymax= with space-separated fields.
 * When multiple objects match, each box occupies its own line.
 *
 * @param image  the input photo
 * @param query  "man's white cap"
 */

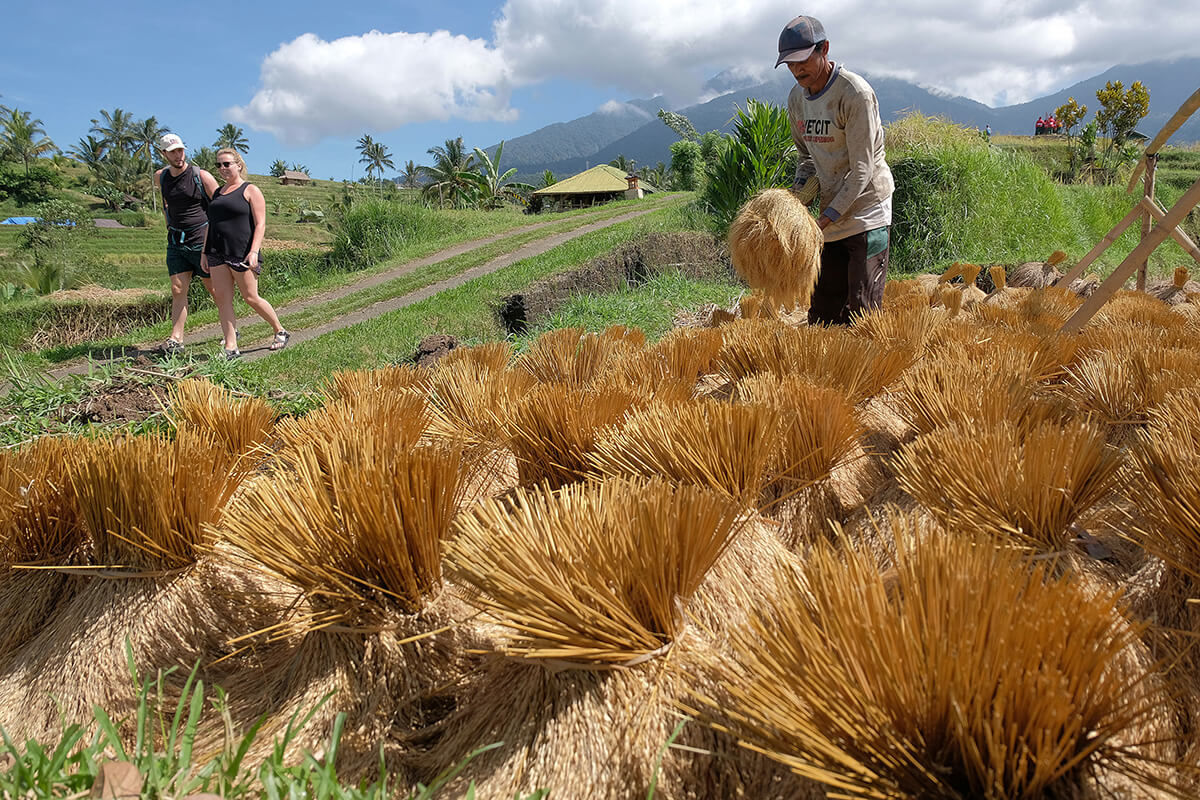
xmin=159 ymin=133 xmax=186 ymax=152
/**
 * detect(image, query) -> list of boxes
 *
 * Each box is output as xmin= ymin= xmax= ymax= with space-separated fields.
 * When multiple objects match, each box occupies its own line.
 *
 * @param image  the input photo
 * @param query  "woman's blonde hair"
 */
xmin=215 ymin=148 xmax=248 ymax=179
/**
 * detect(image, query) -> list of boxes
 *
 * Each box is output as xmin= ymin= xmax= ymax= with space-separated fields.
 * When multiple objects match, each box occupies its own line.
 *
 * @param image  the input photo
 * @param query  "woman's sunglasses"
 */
xmin=216 ymin=160 xmax=236 ymax=168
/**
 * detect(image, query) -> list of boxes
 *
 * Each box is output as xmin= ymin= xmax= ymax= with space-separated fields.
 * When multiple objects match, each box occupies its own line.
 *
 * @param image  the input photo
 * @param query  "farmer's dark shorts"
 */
xmin=166 ymin=245 xmax=211 ymax=279
xmin=808 ymin=227 xmax=889 ymax=326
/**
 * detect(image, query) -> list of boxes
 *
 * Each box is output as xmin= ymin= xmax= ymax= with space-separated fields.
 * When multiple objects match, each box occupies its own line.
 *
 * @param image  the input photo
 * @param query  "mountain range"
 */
xmin=490 ymin=57 xmax=1200 ymax=184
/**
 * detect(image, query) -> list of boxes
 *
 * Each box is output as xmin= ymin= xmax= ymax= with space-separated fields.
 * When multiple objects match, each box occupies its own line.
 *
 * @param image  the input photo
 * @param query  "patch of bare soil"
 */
xmin=57 ymin=376 xmax=170 ymax=425
xmin=412 ymin=334 xmax=460 ymax=367
xmin=496 ymin=231 xmax=735 ymax=333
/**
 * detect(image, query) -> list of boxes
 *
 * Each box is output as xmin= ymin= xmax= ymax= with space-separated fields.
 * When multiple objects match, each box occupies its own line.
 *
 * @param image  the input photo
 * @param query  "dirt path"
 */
xmin=44 ymin=204 xmax=667 ymax=377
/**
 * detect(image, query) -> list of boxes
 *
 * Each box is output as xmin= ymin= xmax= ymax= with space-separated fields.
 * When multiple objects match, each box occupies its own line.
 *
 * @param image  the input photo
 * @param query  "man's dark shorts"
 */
xmin=808 ymin=226 xmax=889 ymax=326
xmin=167 ymin=244 xmax=211 ymax=279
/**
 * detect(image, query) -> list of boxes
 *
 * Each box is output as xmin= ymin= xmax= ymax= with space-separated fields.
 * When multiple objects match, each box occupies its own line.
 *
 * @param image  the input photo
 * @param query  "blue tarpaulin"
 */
xmin=1 ymin=216 xmax=38 ymax=225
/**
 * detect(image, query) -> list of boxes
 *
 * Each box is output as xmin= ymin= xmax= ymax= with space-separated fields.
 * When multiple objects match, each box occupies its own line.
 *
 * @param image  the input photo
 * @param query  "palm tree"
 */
xmin=213 ymin=123 xmax=249 ymax=154
xmin=469 ymin=141 xmax=533 ymax=210
xmin=357 ymin=135 xmax=395 ymax=196
xmin=133 ymin=116 xmax=169 ymax=211
xmin=538 ymin=170 xmax=557 ymax=189
xmin=609 ymin=154 xmax=635 ymax=173
xmin=289 ymin=162 xmax=310 ymax=175
xmin=1 ymin=108 xmax=58 ymax=174
xmin=69 ymin=135 xmax=106 ymax=178
xmin=91 ymin=108 xmax=137 ymax=155
xmin=269 ymin=159 xmax=287 ymax=177
xmin=420 ymin=137 xmax=478 ymax=209
xmin=399 ymin=159 xmax=420 ymax=190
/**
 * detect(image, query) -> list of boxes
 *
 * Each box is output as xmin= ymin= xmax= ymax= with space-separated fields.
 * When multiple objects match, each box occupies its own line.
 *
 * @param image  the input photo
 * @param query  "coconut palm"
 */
xmin=358 ymin=136 xmax=395 ymax=197
xmin=469 ymin=141 xmax=533 ymax=210
xmin=609 ymin=154 xmax=635 ymax=173
xmin=214 ymin=123 xmax=249 ymax=154
xmin=133 ymin=116 xmax=169 ymax=211
xmin=1 ymin=108 xmax=58 ymax=174
xmin=269 ymin=159 xmax=287 ymax=177
xmin=420 ymin=137 xmax=478 ymax=209
xmin=69 ymin=135 xmax=106 ymax=177
xmin=90 ymin=108 xmax=137 ymax=155
xmin=399 ymin=159 xmax=420 ymax=190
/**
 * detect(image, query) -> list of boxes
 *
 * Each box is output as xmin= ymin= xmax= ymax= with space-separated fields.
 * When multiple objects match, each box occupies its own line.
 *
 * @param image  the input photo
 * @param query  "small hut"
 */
xmin=279 ymin=170 xmax=311 ymax=186
xmin=533 ymin=165 xmax=658 ymax=211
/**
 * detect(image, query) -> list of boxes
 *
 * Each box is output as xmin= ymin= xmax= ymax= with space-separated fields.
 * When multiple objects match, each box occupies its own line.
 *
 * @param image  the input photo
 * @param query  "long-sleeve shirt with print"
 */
xmin=789 ymin=63 xmax=894 ymax=242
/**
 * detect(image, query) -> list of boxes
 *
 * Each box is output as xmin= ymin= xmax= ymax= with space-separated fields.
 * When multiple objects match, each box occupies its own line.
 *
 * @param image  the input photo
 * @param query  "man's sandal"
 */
xmin=270 ymin=330 xmax=291 ymax=351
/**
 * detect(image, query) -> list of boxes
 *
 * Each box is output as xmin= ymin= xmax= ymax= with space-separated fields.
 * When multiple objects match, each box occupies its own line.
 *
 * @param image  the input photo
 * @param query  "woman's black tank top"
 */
xmin=204 ymin=182 xmax=255 ymax=265
xmin=160 ymin=165 xmax=208 ymax=245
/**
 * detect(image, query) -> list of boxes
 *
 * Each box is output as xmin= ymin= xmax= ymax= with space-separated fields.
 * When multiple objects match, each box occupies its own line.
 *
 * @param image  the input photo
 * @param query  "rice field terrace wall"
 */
xmin=4 ymin=265 xmax=1200 ymax=798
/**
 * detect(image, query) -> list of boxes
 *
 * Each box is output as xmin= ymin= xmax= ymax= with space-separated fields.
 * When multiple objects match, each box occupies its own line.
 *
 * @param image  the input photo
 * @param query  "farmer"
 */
xmin=203 ymin=147 xmax=289 ymax=359
xmin=777 ymin=15 xmax=894 ymax=325
xmin=156 ymin=133 xmax=218 ymax=354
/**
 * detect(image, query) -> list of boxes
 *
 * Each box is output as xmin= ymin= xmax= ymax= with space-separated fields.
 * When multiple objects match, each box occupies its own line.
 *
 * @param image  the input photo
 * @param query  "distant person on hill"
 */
xmin=202 ymin=148 xmax=290 ymax=359
xmin=776 ymin=14 xmax=894 ymax=326
xmin=984 ymin=124 xmax=992 ymax=141
xmin=1036 ymin=116 xmax=1045 ymax=135
xmin=1047 ymin=115 xmax=1058 ymax=134
xmin=156 ymin=133 xmax=218 ymax=355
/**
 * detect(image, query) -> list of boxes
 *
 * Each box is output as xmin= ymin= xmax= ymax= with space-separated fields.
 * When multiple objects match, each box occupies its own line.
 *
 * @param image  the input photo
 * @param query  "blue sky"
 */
xmin=3 ymin=0 xmax=1197 ymax=181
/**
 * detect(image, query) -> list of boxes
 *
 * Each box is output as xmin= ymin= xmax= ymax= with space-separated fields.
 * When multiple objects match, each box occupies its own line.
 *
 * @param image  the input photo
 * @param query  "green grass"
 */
xmin=223 ymin=202 xmax=702 ymax=393
xmin=886 ymin=116 xmax=1195 ymax=277
xmin=525 ymin=270 xmax=742 ymax=343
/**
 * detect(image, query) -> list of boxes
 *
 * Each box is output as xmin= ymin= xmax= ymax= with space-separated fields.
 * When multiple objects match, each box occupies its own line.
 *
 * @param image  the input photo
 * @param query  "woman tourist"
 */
xmin=202 ymin=148 xmax=290 ymax=359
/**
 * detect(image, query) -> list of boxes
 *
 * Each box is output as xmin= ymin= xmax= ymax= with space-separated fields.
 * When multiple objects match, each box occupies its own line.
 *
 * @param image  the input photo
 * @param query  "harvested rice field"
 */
xmin=3 ymin=259 xmax=1200 ymax=799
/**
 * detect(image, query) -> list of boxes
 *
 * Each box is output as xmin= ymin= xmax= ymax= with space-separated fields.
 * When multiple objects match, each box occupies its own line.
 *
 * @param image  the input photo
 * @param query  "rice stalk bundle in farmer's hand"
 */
xmin=729 ymin=188 xmax=822 ymax=311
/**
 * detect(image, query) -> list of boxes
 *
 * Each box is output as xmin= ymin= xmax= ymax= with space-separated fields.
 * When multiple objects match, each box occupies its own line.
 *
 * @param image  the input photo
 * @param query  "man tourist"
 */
xmin=156 ymin=133 xmax=218 ymax=354
xmin=776 ymin=15 xmax=894 ymax=325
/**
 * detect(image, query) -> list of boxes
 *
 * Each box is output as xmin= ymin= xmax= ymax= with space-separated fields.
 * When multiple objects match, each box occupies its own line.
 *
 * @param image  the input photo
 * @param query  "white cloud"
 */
xmin=227 ymin=30 xmax=516 ymax=146
xmin=596 ymin=100 xmax=652 ymax=118
xmin=230 ymin=0 xmax=1200 ymax=145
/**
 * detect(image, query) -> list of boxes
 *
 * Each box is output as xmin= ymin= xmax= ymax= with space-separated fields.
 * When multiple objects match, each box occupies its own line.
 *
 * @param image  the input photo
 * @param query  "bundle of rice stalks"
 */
xmin=728 ymin=188 xmax=823 ymax=311
xmin=71 ymin=430 xmax=243 ymax=571
xmin=595 ymin=346 xmax=697 ymax=406
xmin=437 ymin=340 xmax=514 ymax=372
xmin=422 ymin=478 xmax=819 ymax=800
xmin=883 ymin=277 xmax=939 ymax=307
xmin=893 ymin=353 xmax=1051 ymax=436
xmin=0 ymin=437 xmax=89 ymax=664
xmin=599 ymin=323 xmax=647 ymax=349
xmin=324 ymin=363 xmax=430 ymax=401
xmin=980 ymin=264 xmax=1032 ymax=310
xmin=935 ymin=285 xmax=963 ymax=316
xmin=738 ymin=376 xmax=864 ymax=546
xmin=590 ymin=398 xmax=779 ymax=505
xmin=717 ymin=320 xmax=913 ymax=404
xmin=516 ymin=326 xmax=637 ymax=387
xmin=1147 ymin=268 xmax=1199 ymax=306
xmin=0 ymin=431 xmax=275 ymax=743
xmin=213 ymin=432 xmax=473 ymax=779
xmin=683 ymin=526 xmax=1180 ymax=799
xmin=893 ymin=418 xmax=1124 ymax=551
xmin=166 ymin=378 xmax=276 ymax=463
xmin=957 ymin=263 xmax=987 ymax=307
xmin=274 ymin=390 xmax=431 ymax=472
xmin=851 ymin=301 xmax=946 ymax=354
xmin=1096 ymin=289 xmax=1188 ymax=331
xmin=448 ymin=477 xmax=742 ymax=662
xmin=425 ymin=357 xmax=534 ymax=448
xmin=504 ymin=383 xmax=640 ymax=489
xmin=1009 ymin=258 xmax=1063 ymax=288
xmin=932 ymin=326 xmax=1082 ymax=383
xmin=1061 ymin=346 xmax=1200 ymax=429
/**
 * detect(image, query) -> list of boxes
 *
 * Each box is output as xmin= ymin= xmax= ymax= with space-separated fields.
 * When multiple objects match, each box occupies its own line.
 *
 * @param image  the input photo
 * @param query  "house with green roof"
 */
xmin=532 ymin=164 xmax=659 ymax=211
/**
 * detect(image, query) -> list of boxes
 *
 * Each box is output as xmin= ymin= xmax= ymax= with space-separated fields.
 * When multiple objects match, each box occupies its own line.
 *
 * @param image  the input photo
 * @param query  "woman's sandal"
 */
xmin=269 ymin=330 xmax=291 ymax=351
xmin=224 ymin=348 xmax=241 ymax=361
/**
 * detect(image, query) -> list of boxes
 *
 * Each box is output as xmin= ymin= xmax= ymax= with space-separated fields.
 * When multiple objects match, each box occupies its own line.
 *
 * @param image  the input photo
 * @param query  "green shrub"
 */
xmin=0 ymin=163 xmax=62 ymax=204
xmin=115 ymin=210 xmax=148 ymax=227
xmin=329 ymin=199 xmax=453 ymax=270
xmin=700 ymin=100 xmax=796 ymax=234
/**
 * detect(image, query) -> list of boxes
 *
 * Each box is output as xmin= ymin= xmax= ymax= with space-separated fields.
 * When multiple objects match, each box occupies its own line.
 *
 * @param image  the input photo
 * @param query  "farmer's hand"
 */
xmin=817 ymin=215 xmax=831 ymax=231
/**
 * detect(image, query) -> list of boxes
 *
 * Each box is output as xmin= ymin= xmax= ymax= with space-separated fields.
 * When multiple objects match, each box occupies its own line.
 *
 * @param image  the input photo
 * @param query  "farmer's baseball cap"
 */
xmin=775 ymin=15 xmax=826 ymax=67
xmin=159 ymin=133 xmax=186 ymax=151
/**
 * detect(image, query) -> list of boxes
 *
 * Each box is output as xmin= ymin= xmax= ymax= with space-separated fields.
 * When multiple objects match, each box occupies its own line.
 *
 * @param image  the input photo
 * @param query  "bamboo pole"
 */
xmin=1141 ymin=196 xmax=1200 ymax=266
xmin=1137 ymin=155 xmax=1157 ymax=291
xmin=1126 ymin=87 xmax=1200 ymax=193
xmin=1055 ymin=203 xmax=1145 ymax=287
xmin=1062 ymin=174 xmax=1200 ymax=333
